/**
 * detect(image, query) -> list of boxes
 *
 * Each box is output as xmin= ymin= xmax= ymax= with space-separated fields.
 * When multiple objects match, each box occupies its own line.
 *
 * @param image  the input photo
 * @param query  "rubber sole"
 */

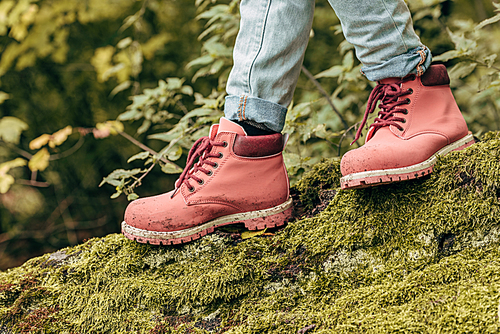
xmin=122 ymin=197 xmax=293 ymax=245
xmin=340 ymin=133 xmax=475 ymax=190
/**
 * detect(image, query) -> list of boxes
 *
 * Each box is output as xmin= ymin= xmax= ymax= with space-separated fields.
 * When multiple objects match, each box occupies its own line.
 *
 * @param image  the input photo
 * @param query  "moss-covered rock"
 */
xmin=2 ymin=132 xmax=500 ymax=333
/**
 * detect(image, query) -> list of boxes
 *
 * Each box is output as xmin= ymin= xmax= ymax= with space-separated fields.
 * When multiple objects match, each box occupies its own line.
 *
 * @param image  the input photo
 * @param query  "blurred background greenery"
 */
xmin=0 ymin=0 xmax=499 ymax=269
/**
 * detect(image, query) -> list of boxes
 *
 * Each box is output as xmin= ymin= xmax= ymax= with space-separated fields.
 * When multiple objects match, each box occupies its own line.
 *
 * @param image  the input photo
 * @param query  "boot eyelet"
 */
xmin=188 ymin=187 xmax=195 ymax=193
xmin=405 ymin=98 xmax=411 ymax=104
xmin=222 ymin=141 xmax=228 ymax=148
xmin=206 ymin=170 xmax=213 ymax=176
xmin=402 ymin=119 xmax=407 ymax=124
xmin=399 ymin=127 xmax=404 ymax=131
xmin=407 ymin=88 xmax=413 ymax=94
xmin=198 ymin=179 xmax=204 ymax=185
xmin=213 ymin=162 xmax=219 ymax=169
xmin=218 ymin=152 xmax=223 ymax=159
xmin=410 ymin=74 xmax=416 ymax=81
xmin=402 ymin=109 xmax=409 ymax=115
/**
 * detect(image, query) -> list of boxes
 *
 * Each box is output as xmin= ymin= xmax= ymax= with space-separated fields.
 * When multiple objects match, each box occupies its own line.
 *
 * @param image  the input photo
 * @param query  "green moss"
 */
xmin=293 ymin=157 xmax=341 ymax=211
xmin=1 ymin=132 xmax=500 ymax=333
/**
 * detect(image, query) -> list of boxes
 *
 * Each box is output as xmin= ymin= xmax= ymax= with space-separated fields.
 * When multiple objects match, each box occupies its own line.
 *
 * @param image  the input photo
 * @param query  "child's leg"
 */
xmin=224 ymin=0 xmax=315 ymax=133
xmin=327 ymin=0 xmax=431 ymax=80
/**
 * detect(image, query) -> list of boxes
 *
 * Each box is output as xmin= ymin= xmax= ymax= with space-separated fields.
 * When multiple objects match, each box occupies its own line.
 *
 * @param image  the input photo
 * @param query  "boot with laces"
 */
xmin=340 ymin=64 xmax=474 ymax=190
xmin=122 ymin=117 xmax=292 ymax=245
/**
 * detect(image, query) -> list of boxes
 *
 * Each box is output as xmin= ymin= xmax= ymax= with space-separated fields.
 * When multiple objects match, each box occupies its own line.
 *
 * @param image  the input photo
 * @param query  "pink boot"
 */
xmin=340 ymin=64 xmax=474 ymax=190
xmin=122 ymin=118 xmax=292 ymax=245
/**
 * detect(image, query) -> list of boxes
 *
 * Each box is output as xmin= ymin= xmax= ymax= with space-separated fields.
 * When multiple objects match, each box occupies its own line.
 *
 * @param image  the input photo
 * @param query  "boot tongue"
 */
xmin=208 ymin=124 xmax=219 ymax=139
xmin=216 ymin=117 xmax=247 ymax=136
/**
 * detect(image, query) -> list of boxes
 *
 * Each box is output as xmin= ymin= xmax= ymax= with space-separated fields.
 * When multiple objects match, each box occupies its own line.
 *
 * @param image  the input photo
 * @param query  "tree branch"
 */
xmin=0 ymin=140 xmax=32 ymax=159
xmin=130 ymin=162 xmax=155 ymax=190
xmin=16 ymin=179 xmax=50 ymax=187
xmin=117 ymin=131 xmax=181 ymax=169
xmin=301 ymin=65 xmax=350 ymax=131
xmin=338 ymin=121 xmax=362 ymax=156
xmin=49 ymin=135 xmax=85 ymax=161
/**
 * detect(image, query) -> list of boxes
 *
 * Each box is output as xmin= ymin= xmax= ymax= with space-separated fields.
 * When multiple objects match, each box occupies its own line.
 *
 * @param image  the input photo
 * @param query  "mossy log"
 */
xmin=2 ymin=132 xmax=500 ymax=333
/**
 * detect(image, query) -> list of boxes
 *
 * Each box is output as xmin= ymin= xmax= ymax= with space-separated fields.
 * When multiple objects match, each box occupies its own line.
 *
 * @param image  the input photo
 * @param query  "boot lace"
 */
xmin=351 ymin=75 xmax=415 ymax=144
xmin=171 ymin=136 xmax=226 ymax=198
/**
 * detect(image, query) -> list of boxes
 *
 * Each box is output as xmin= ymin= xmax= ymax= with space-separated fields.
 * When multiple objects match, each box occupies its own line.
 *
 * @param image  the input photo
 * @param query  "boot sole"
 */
xmin=340 ymin=133 xmax=475 ymax=190
xmin=121 ymin=197 xmax=293 ymax=245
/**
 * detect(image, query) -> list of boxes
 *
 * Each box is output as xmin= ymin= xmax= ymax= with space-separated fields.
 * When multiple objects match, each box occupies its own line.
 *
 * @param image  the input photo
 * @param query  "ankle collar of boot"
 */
xmin=233 ymin=133 xmax=284 ymax=157
xmin=420 ymin=64 xmax=450 ymax=86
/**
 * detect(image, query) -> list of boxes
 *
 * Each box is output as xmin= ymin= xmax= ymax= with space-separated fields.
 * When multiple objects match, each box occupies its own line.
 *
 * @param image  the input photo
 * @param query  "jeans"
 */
xmin=224 ymin=0 xmax=432 ymax=132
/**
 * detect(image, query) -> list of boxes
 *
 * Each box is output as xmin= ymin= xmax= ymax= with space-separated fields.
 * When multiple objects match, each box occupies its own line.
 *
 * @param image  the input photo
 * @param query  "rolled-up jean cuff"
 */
xmin=224 ymin=95 xmax=288 ymax=133
xmin=361 ymin=46 xmax=433 ymax=81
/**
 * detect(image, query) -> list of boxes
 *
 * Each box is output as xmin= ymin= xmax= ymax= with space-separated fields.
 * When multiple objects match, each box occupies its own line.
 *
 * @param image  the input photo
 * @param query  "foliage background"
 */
xmin=0 ymin=0 xmax=499 ymax=269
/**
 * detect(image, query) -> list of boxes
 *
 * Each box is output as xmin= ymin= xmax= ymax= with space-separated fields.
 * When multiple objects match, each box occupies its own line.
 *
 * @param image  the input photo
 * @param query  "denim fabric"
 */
xmin=224 ymin=0 xmax=432 ymax=133
xmin=328 ymin=0 xmax=432 ymax=80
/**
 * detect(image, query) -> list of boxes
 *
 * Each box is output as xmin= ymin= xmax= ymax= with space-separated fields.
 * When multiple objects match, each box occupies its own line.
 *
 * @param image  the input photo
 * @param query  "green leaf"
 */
xmin=0 ymin=158 xmax=27 ymax=194
xmin=109 ymin=80 xmax=131 ymax=98
xmin=283 ymin=152 xmax=310 ymax=178
xmin=127 ymin=193 xmax=139 ymax=201
xmin=130 ymin=94 xmax=150 ymax=108
xmin=475 ymin=13 xmax=500 ymax=30
xmin=100 ymin=168 xmax=144 ymax=187
xmin=0 ymin=116 xmax=28 ymax=144
xmin=95 ymin=121 xmax=124 ymax=136
xmin=342 ymin=51 xmax=354 ymax=71
xmin=338 ymin=40 xmax=354 ymax=55
xmin=180 ymin=108 xmax=214 ymax=121
xmin=433 ymin=50 xmax=462 ymax=62
xmin=181 ymin=85 xmax=194 ymax=96
xmin=186 ymin=54 xmax=214 ymax=69
xmin=449 ymin=62 xmax=477 ymax=80
xmin=117 ymin=109 xmax=143 ymax=121
xmin=241 ymin=228 xmax=267 ymax=240
xmin=137 ymin=119 xmax=151 ymax=135
xmin=315 ymin=65 xmax=344 ymax=79
xmin=478 ymin=74 xmax=496 ymax=91
xmin=161 ymin=163 xmax=183 ymax=174
xmin=49 ymin=126 xmax=73 ymax=148
xmin=202 ymin=38 xmax=233 ymax=57
xmin=312 ymin=123 xmax=328 ymax=139
xmin=198 ymin=24 xmax=218 ymax=41
xmin=0 ymin=91 xmax=9 ymax=104
xmin=127 ymin=151 xmax=150 ymax=163
xmin=446 ymin=27 xmax=476 ymax=53
xmin=167 ymin=146 xmax=183 ymax=162
xmin=148 ymin=131 xmax=178 ymax=143
xmin=0 ymin=158 xmax=27 ymax=172
xmin=210 ymin=59 xmax=225 ymax=74
xmin=0 ymin=174 xmax=15 ymax=194
xmin=144 ymin=108 xmax=155 ymax=120
xmin=483 ymin=54 xmax=498 ymax=68
xmin=192 ymin=66 xmax=212 ymax=82
xmin=165 ymin=77 xmax=184 ymax=90
xmin=117 ymin=37 xmax=133 ymax=49
xmin=110 ymin=190 xmax=122 ymax=199
xmin=28 ymin=148 xmax=50 ymax=172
